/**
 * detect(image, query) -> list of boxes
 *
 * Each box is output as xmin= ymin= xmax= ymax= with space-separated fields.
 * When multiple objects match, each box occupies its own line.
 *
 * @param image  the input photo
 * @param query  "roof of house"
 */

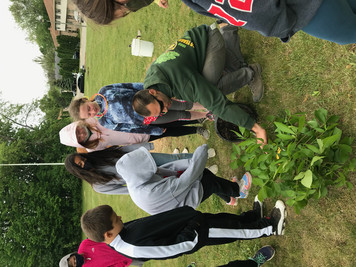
xmin=43 ymin=0 xmax=59 ymax=47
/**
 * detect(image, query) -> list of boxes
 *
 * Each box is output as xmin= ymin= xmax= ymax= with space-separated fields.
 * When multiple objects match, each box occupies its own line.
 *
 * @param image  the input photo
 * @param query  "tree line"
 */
xmin=0 ymin=96 xmax=82 ymax=266
xmin=10 ymin=0 xmax=81 ymax=92
xmin=2 ymin=0 xmax=83 ymax=266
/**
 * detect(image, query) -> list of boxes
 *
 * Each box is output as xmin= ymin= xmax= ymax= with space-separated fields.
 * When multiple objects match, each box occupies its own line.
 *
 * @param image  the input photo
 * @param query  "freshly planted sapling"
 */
xmin=230 ymin=108 xmax=355 ymax=213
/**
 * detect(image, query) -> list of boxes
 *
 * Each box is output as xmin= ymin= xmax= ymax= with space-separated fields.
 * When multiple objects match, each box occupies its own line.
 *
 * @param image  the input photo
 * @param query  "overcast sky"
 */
xmin=0 ymin=0 xmax=48 ymax=105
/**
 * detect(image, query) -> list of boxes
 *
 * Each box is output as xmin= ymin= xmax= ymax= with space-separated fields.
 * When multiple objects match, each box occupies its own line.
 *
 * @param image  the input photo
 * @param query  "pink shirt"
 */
xmin=59 ymin=118 xmax=150 ymax=152
xmin=86 ymin=118 xmax=150 ymax=152
xmin=78 ymin=239 xmax=132 ymax=267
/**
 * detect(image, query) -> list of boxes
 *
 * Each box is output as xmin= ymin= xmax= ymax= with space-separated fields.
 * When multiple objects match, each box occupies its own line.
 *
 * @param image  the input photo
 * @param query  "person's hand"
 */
xmin=162 ymin=128 xmax=167 ymax=133
xmin=158 ymin=0 xmax=168 ymax=8
xmin=251 ymin=123 xmax=267 ymax=147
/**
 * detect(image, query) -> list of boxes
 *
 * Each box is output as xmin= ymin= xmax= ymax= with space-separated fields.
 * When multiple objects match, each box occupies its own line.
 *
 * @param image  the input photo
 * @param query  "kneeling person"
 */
xmin=133 ymin=24 xmax=267 ymax=144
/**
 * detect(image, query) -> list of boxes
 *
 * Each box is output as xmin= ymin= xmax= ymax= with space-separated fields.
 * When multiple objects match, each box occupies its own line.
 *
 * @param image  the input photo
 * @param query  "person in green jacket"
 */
xmin=133 ymin=23 xmax=267 ymax=145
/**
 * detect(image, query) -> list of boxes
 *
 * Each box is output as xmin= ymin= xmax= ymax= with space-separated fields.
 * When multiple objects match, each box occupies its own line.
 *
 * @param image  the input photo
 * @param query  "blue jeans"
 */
xmin=303 ymin=0 xmax=356 ymax=45
xmin=151 ymin=153 xmax=193 ymax=166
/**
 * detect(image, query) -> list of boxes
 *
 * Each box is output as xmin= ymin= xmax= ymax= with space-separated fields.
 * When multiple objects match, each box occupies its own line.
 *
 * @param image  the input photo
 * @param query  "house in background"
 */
xmin=43 ymin=0 xmax=82 ymax=47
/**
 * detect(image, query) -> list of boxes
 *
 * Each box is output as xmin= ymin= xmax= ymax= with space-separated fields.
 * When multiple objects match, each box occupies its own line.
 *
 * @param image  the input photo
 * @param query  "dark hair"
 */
xmin=132 ymin=89 xmax=156 ymax=116
xmin=72 ymin=0 xmax=130 ymax=25
xmin=65 ymin=146 xmax=126 ymax=185
xmin=81 ymin=205 xmax=114 ymax=242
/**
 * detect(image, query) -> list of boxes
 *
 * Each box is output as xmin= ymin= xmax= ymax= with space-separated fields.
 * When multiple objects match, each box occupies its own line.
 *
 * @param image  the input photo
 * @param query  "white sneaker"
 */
xmin=207 ymin=165 xmax=218 ymax=174
xmin=207 ymin=148 xmax=216 ymax=159
xmin=270 ymin=200 xmax=287 ymax=235
xmin=182 ymin=148 xmax=189 ymax=153
xmin=172 ymin=148 xmax=180 ymax=154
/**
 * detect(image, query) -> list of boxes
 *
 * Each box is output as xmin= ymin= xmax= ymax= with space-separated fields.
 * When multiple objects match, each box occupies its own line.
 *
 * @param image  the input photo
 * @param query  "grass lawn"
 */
xmin=81 ymin=0 xmax=356 ymax=266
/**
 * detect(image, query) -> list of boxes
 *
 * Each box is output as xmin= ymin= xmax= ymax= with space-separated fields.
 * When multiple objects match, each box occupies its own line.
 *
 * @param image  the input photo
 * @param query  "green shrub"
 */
xmin=230 ymin=108 xmax=356 ymax=213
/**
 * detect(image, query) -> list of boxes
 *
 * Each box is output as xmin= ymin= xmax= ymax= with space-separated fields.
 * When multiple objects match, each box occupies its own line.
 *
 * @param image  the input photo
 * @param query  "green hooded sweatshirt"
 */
xmin=144 ymin=25 xmax=255 ymax=130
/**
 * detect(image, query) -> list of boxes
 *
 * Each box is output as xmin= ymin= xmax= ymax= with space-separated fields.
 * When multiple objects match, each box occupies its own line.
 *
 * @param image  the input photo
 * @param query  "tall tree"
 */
xmin=0 ymin=93 xmax=81 ymax=266
xmin=9 ymin=0 xmax=54 ymax=53
xmin=34 ymin=49 xmax=56 ymax=82
xmin=0 ymin=117 xmax=82 ymax=267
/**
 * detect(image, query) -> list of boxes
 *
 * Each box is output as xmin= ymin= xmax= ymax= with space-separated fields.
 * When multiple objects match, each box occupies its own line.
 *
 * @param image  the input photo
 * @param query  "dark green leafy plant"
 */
xmin=230 ymin=108 xmax=356 ymax=213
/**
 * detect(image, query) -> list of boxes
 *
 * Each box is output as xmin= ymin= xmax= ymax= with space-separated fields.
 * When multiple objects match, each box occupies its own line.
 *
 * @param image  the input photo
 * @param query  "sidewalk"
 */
xmin=77 ymin=21 xmax=87 ymax=97
xmin=79 ymin=21 xmax=87 ymax=67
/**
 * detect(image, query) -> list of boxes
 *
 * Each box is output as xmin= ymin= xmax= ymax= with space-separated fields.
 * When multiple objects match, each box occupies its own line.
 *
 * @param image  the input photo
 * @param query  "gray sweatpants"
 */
xmin=202 ymin=24 xmax=254 ymax=95
xmin=150 ymin=99 xmax=194 ymax=124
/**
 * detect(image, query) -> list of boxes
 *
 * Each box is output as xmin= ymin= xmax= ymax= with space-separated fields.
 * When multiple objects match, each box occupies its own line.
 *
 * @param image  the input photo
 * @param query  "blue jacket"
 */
xmin=95 ymin=83 xmax=164 ymax=135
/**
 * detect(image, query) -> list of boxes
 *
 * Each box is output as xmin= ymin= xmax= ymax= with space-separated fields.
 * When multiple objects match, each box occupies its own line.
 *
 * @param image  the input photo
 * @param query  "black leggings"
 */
xmin=200 ymin=168 xmax=241 ymax=203
xmin=148 ymin=120 xmax=199 ymax=141
xmin=218 ymin=260 xmax=257 ymax=267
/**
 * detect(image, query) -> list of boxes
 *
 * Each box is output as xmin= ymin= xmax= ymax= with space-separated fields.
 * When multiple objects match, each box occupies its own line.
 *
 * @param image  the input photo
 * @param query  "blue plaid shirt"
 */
xmin=95 ymin=83 xmax=164 ymax=136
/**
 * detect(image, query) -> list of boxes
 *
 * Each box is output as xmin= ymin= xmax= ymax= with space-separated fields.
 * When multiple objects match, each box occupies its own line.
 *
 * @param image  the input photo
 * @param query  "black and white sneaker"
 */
xmin=249 ymin=245 xmax=275 ymax=266
xmin=270 ymin=200 xmax=286 ymax=235
xmin=253 ymin=195 xmax=263 ymax=218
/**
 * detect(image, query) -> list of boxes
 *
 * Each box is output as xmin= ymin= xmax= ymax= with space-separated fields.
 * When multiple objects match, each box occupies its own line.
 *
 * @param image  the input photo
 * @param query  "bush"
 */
xmin=56 ymin=35 xmax=81 ymax=79
xmin=230 ymin=108 xmax=356 ymax=213
xmin=0 ymin=118 xmax=82 ymax=266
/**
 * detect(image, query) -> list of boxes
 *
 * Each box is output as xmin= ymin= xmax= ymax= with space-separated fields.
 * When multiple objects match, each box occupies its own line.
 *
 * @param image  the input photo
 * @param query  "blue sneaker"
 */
xmin=249 ymin=246 xmax=275 ymax=266
xmin=234 ymin=172 xmax=252 ymax=198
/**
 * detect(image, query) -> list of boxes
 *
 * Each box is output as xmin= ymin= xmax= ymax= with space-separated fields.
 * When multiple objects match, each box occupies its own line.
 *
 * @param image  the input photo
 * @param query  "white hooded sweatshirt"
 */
xmin=115 ymin=144 xmax=209 ymax=215
xmin=59 ymin=118 xmax=151 ymax=152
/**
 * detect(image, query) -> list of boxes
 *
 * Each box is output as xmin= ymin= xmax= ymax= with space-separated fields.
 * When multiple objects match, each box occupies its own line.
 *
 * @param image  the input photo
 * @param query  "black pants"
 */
xmin=148 ymin=120 xmax=199 ymax=141
xmin=218 ymin=259 xmax=257 ymax=267
xmin=117 ymin=206 xmax=273 ymax=261
xmin=192 ymin=210 xmax=272 ymax=253
xmin=200 ymin=168 xmax=240 ymax=203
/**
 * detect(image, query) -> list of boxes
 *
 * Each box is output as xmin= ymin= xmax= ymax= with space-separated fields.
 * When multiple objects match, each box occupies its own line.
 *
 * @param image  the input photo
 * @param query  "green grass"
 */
xmin=81 ymin=0 xmax=356 ymax=265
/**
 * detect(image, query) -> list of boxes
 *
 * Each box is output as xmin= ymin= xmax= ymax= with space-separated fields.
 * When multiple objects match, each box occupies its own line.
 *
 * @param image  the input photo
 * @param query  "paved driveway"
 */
xmin=76 ymin=22 xmax=87 ymax=97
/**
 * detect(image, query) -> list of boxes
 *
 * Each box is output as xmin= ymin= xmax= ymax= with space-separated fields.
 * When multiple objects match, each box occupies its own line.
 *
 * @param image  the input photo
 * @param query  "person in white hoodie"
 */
xmin=65 ymin=146 xmax=193 ymax=195
xmin=59 ymin=117 xmax=153 ymax=152
xmin=67 ymin=144 xmax=252 ymax=214
xmin=59 ymin=117 xmax=209 ymax=152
